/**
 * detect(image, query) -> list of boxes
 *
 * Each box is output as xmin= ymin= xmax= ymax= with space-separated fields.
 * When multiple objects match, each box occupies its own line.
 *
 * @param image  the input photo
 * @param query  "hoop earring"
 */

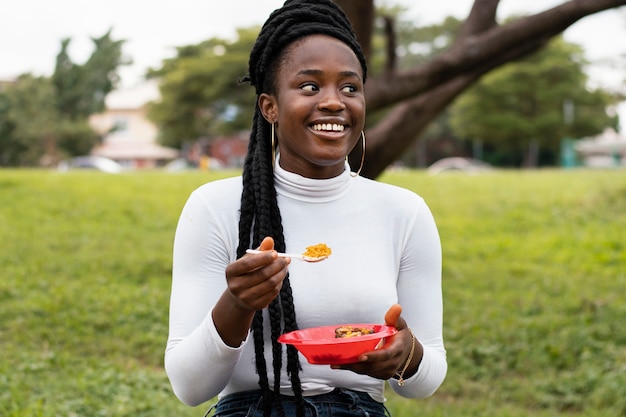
xmin=271 ymin=123 xmax=276 ymax=168
xmin=349 ymin=131 xmax=366 ymax=177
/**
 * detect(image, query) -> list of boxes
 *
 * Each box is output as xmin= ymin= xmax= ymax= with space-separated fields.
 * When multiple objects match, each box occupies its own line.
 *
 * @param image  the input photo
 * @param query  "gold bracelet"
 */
xmin=395 ymin=328 xmax=415 ymax=386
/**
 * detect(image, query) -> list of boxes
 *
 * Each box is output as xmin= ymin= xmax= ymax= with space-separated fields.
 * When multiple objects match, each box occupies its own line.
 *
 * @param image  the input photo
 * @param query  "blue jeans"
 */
xmin=207 ymin=388 xmax=391 ymax=417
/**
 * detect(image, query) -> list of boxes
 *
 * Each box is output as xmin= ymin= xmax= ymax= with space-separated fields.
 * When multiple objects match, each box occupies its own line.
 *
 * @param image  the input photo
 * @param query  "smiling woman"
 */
xmin=164 ymin=1 xmax=446 ymax=416
xmin=257 ymin=34 xmax=366 ymax=179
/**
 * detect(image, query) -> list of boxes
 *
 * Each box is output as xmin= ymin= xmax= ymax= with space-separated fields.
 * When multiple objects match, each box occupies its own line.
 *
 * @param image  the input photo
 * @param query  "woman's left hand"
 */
xmin=330 ymin=304 xmax=423 ymax=381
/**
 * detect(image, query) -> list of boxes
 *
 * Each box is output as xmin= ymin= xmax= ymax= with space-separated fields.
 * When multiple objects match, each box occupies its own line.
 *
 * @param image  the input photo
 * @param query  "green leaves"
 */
xmin=53 ymin=28 xmax=128 ymax=118
xmin=449 ymin=37 xmax=620 ymax=166
xmin=147 ymin=28 xmax=259 ymax=148
xmin=0 ymin=29 xmax=127 ymax=166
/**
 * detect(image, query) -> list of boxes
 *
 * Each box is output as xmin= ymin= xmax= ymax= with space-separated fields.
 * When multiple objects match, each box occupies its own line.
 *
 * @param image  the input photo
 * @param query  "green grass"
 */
xmin=1 ymin=168 xmax=624 ymax=416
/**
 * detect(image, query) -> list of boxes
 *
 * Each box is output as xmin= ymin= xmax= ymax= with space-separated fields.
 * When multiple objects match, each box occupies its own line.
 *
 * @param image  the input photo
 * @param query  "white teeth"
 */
xmin=312 ymin=123 xmax=345 ymax=132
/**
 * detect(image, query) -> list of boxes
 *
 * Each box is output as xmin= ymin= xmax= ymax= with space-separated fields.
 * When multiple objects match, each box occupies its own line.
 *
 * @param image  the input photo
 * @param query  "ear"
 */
xmin=258 ymin=93 xmax=278 ymax=124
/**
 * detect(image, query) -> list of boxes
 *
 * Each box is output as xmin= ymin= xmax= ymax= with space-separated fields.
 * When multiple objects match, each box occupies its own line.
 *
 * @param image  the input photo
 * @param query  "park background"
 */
xmin=2 ymin=1 xmax=625 ymax=172
xmin=1 ymin=168 xmax=624 ymax=416
xmin=1 ymin=0 xmax=626 ymax=416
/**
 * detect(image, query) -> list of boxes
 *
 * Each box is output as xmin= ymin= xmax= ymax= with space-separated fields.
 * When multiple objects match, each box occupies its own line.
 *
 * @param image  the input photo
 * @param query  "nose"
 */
xmin=317 ymin=88 xmax=346 ymax=112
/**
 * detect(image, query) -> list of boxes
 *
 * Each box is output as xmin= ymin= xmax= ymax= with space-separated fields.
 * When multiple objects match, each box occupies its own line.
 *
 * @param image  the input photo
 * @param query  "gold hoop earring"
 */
xmin=349 ymin=131 xmax=366 ymax=177
xmin=271 ymin=122 xmax=276 ymax=168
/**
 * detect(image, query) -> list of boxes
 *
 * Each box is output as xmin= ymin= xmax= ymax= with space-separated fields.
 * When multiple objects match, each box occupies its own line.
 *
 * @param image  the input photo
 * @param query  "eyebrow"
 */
xmin=296 ymin=69 xmax=362 ymax=80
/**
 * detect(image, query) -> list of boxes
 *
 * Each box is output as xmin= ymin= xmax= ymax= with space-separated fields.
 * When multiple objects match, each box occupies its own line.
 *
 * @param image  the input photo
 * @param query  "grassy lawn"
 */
xmin=1 ymin=168 xmax=624 ymax=416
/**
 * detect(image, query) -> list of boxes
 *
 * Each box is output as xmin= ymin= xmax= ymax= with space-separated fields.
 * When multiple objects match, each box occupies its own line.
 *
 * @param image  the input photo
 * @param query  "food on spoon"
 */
xmin=303 ymin=243 xmax=332 ymax=258
xmin=334 ymin=326 xmax=376 ymax=338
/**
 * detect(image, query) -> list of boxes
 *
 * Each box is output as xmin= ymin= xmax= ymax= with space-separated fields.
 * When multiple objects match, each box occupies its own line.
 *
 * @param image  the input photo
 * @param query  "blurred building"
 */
xmin=575 ymin=128 xmax=626 ymax=168
xmin=89 ymin=81 xmax=179 ymax=169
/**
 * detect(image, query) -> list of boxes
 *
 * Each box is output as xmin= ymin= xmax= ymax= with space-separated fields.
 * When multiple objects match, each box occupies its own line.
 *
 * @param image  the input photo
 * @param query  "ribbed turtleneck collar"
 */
xmin=274 ymin=157 xmax=357 ymax=203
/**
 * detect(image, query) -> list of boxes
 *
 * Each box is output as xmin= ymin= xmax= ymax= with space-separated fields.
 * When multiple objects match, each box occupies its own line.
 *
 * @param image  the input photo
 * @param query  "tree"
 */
xmin=367 ymin=14 xmax=466 ymax=168
xmin=0 ymin=89 xmax=16 ymax=165
xmin=449 ymin=37 xmax=619 ymax=167
xmin=53 ymin=29 xmax=127 ymax=119
xmin=336 ymin=0 xmax=626 ymax=177
xmin=0 ymin=30 xmax=127 ymax=166
xmin=148 ymin=0 xmax=626 ymax=177
xmin=0 ymin=75 xmax=58 ymax=166
xmin=146 ymin=28 xmax=259 ymax=148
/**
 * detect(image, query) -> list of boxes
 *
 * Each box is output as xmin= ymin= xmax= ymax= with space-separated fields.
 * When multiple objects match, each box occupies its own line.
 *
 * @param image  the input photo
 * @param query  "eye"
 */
xmin=301 ymin=83 xmax=319 ymax=92
xmin=341 ymin=84 xmax=357 ymax=94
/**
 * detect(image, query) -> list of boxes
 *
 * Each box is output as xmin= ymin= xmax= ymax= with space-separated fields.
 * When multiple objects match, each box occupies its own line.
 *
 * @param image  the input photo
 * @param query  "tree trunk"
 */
xmin=339 ymin=0 xmax=626 ymax=178
xmin=335 ymin=0 xmax=375 ymax=59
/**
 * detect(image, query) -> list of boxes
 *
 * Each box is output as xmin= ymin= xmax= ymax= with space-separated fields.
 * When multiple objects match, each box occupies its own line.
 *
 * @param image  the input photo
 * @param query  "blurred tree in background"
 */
xmin=146 ymin=28 xmax=258 ymax=149
xmin=1 ymin=1 xmax=624 ymax=171
xmin=146 ymin=0 xmax=624 ymax=174
xmin=53 ymin=30 xmax=125 ymax=118
xmin=337 ymin=0 xmax=625 ymax=176
xmin=449 ymin=37 xmax=620 ymax=167
xmin=0 ymin=75 xmax=58 ymax=165
xmin=0 ymin=29 xmax=127 ymax=166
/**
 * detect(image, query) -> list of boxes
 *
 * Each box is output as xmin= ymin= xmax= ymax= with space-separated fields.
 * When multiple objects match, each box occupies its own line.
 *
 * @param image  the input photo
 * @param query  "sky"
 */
xmin=1 ymin=0 xmax=625 ymax=127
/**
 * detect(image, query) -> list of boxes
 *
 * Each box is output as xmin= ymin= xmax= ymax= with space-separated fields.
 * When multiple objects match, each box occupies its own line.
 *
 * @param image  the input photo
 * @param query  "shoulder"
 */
xmin=194 ymin=175 xmax=242 ymax=194
xmin=353 ymin=176 xmax=433 ymax=225
xmin=356 ymin=176 xmax=425 ymax=206
xmin=187 ymin=176 xmax=243 ymax=210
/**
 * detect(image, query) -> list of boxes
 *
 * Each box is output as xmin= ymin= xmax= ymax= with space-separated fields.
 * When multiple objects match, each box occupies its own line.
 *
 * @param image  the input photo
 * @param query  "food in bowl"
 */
xmin=334 ymin=326 xmax=377 ymax=338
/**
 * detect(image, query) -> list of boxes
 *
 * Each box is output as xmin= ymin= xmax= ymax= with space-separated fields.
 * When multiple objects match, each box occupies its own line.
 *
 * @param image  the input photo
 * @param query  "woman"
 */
xmin=165 ymin=1 xmax=447 ymax=416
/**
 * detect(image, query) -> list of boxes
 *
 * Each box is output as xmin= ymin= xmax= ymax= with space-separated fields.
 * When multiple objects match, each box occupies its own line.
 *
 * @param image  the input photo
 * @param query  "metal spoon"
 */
xmin=245 ymin=249 xmax=328 ymax=263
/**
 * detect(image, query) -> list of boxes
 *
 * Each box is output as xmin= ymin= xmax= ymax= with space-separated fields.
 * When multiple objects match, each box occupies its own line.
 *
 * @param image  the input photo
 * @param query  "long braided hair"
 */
xmin=237 ymin=1 xmax=367 ymax=415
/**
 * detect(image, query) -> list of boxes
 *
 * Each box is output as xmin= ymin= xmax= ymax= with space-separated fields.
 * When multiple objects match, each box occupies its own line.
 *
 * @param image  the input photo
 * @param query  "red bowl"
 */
xmin=278 ymin=324 xmax=397 ymax=365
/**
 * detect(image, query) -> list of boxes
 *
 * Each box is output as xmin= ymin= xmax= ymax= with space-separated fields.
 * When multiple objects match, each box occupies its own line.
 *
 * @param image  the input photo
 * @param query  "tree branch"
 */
xmin=382 ymin=15 xmax=397 ymax=76
xmin=365 ymin=0 xmax=626 ymax=111
xmin=360 ymin=34 xmax=552 ymax=177
xmin=457 ymin=0 xmax=499 ymax=39
xmin=335 ymin=0 xmax=375 ymax=60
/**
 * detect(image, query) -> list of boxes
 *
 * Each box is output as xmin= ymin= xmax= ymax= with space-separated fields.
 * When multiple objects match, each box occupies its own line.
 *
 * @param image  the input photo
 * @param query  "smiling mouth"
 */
xmin=311 ymin=123 xmax=346 ymax=132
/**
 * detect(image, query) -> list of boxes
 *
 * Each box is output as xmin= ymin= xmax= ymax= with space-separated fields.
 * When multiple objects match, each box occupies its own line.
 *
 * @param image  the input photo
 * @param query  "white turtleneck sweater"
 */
xmin=165 ymin=162 xmax=447 ymax=407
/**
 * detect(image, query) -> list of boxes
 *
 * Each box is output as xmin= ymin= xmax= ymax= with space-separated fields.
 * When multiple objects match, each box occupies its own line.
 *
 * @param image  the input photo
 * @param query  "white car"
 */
xmin=428 ymin=157 xmax=492 ymax=175
xmin=57 ymin=156 xmax=124 ymax=173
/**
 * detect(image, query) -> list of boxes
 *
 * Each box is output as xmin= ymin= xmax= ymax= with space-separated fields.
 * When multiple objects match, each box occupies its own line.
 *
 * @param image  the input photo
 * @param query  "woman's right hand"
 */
xmin=225 ymin=236 xmax=291 ymax=311
xmin=213 ymin=236 xmax=290 ymax=347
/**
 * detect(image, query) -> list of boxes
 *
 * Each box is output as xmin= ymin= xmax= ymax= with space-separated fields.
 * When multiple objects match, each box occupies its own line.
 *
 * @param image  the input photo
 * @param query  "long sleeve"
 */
xmin=391 ymin=199 xmax=447 ymax=398
xmin=165 ymin=312 xmax=247 ymax=405
xmin=165 ymin=178 xmax=244 ymax=406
